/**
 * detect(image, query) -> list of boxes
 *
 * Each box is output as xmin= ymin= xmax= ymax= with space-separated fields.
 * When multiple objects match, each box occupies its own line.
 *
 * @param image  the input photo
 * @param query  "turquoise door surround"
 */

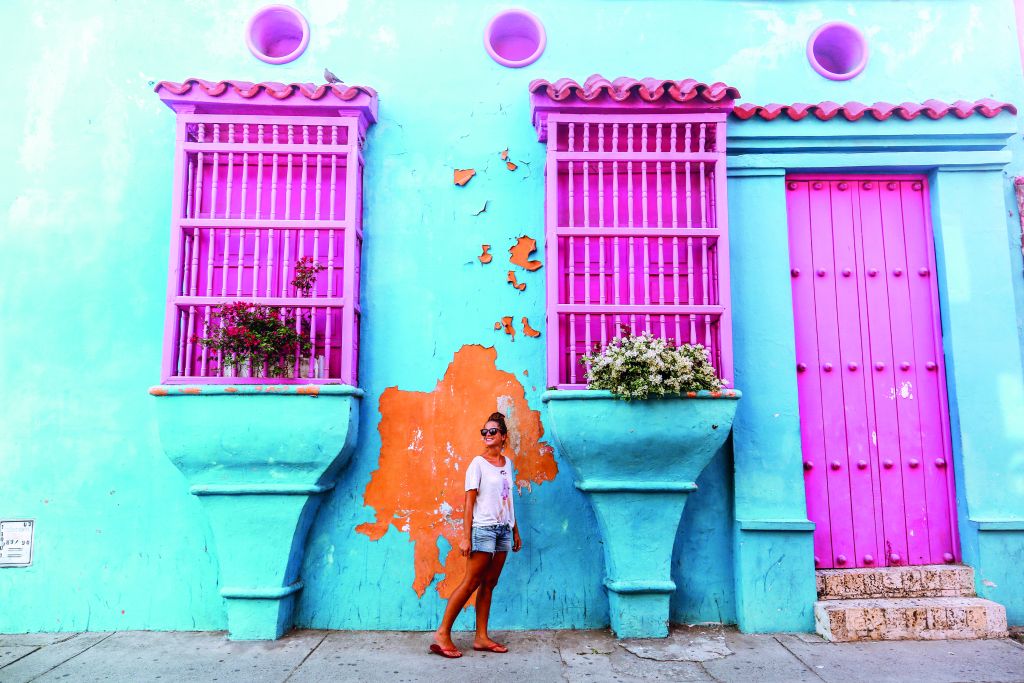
xmin=150 ymin=385 xmax=362 ymax=640
xmin=727 ymin=112 xmax=1024 ymax=628
xmin=541 ymin=389 xmax=741 ymax=638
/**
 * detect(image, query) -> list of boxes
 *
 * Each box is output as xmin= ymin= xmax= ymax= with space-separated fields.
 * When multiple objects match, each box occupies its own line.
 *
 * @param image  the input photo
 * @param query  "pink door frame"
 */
xmin=787 ymin=173 xmax=960 ymax=570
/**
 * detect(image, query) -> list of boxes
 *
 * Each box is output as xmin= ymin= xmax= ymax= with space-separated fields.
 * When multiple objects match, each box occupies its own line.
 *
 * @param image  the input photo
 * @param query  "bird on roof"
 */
xmin=324 ymin=68 xmax=342 ymax=85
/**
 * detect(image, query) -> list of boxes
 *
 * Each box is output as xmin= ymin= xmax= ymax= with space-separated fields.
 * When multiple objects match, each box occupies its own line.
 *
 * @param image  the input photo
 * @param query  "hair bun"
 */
xmin=486 ymin=411 xmax=508 ymax=434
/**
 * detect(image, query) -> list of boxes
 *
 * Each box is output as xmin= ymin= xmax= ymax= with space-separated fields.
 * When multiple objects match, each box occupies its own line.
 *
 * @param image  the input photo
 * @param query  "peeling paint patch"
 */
xmin=501 ymin=148 xmax=509 ymax=160
xmin=453 ymin=168 xmax=476 ymax=186
xmin=507 ymin=271 xmax=526 ymax=291
xmin=505 ymin=160 xmax=518 ymax=172
xmin=356 ymin=345 xmax=557 ymax=601
xmin=181 ymin=387 xmax=202 ymax=395
xmin=522 ymin=317 xmax=541 ymax=338
xmin=296 ymin=385 xmax=320 ymax=396
xmin=500 ymin=316 xmax=516 ymax=341
xmin=148 ymin=387 xmax=168 ymax=396
xmin=478 ymin=245 xmax=493 ymax=264
xmin=493 ymin=321 xmax=502 ymax=330
xmin=509 ymin=236 xmax=543 ymax=271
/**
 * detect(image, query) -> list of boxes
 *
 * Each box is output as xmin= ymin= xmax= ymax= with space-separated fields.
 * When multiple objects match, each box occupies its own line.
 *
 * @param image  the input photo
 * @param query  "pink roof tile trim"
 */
xmin=154 ymin=78 xmax=377 ymax=101
xmin=530 ymin=75 xmax=740 ymax=104
xmin=732 ymin=99 xmax=1016 ymax=122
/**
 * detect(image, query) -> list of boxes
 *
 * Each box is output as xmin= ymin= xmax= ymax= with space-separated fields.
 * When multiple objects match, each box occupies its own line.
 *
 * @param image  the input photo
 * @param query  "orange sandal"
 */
xmin=429 ymin=643 xmax=463 ymax=659
xmin=473 ymin=642 xmax=509 ymax=653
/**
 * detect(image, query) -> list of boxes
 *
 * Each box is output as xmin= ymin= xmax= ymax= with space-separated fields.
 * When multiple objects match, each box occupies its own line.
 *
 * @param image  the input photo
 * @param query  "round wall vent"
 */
xmin=807 ymin=22 xmax=868 ymax=81
xmin=246 ymin=5 xmax=310 ymax=65
xmin=484 ymin=9 xmax=546 ymax=68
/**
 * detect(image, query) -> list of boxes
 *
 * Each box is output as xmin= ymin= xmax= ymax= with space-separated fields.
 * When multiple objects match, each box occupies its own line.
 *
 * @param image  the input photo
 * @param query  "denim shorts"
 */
xmin=471 ymin=524 xmax=512 ymax=555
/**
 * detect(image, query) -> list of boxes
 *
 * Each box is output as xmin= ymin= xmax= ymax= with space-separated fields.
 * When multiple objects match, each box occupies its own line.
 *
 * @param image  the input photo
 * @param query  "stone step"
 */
xmin=814 ymin=597 xmax=1008 ymax=642
xmin=816 ymin=564 xmax=975 ymax=600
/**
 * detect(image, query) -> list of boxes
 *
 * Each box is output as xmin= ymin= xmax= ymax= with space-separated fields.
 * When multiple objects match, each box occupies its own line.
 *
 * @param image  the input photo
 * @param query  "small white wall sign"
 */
xmin=0 ymin=520 xmax=35 ymax=567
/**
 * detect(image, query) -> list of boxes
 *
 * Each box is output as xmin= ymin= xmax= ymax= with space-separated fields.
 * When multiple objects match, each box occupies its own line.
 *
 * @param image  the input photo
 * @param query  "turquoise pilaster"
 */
xmin=727 ymin=168 xmax=817 ymax=633
xmin=930 ymin=167 xmax=1024 ymax=623
xmin=151 ymin=385 xmax=362 ymax=640
xmin=542 ymin=390 xmax=740 ymax=638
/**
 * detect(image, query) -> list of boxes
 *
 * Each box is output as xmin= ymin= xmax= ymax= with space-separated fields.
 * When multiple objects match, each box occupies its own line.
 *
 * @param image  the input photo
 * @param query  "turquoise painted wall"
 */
xmin=1 ymin=0 xmax=1022 ymax=633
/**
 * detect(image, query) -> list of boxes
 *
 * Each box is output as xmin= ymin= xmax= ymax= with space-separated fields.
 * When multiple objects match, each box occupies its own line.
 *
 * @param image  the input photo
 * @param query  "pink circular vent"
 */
xmin=484 ymin=9 xmax=546 ymax=68
xmin=807 ymin=22 xmax=868 ymax=81
xmin=246 ymin=5 xmax=310 ymax=65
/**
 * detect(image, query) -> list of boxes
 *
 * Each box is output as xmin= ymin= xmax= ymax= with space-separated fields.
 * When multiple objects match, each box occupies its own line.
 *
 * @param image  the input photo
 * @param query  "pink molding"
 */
xmin=485 ymin=8 xmax=546 ymax=68
xmin=806 ymin=22 xmax=868 ymax=81
xmin=245 ymin=5 xmax=310 ymax=65
xmin=732 ymin=99 xmax=1017 ymax=122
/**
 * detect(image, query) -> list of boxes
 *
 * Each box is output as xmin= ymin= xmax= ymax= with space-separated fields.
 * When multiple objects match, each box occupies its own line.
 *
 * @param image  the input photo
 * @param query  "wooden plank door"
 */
xmin=787 ymin=175 xmax=959 ymax=569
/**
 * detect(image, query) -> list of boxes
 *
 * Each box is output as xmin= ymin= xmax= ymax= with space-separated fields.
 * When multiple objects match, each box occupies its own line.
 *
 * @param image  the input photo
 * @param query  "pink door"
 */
xmin=787 ymin=175 xmax=959 ymax=570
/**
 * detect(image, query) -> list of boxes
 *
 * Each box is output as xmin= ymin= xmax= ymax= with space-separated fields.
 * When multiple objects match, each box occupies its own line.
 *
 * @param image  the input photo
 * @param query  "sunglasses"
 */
xmin=480 ymin=428 xmax=502 ymax=437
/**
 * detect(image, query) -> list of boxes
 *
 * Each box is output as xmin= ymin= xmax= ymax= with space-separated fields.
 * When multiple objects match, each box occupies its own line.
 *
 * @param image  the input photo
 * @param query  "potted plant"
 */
xmin=541 ymin=329 xmax=741 ymax=638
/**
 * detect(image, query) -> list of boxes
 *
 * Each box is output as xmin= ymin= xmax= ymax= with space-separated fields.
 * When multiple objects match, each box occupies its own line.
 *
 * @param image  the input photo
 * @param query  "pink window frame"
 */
xmin=534 ymin=105 xmax=735 ymax=390
xmin=155 ymin=82 xmax=376 ymax=385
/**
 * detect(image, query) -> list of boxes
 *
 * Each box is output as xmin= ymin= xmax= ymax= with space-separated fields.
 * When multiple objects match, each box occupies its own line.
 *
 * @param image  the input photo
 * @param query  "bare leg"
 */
xmin=474 ymin=551 xmax=508 ymax=650
xmin=435 ymin=551 xmax=492 ymax=650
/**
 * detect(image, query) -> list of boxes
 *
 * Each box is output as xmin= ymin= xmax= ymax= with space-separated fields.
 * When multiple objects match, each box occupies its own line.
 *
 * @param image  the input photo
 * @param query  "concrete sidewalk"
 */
xmin=2 ymin=626 xmax=1022 ymax=683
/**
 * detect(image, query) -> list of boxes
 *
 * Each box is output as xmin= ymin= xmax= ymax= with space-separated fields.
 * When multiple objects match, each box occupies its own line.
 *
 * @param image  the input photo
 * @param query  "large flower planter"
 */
xmin=150 ymin=385 xmax=361 ymax=640
xmin=541 ymin=389 xmax=741 ymax=638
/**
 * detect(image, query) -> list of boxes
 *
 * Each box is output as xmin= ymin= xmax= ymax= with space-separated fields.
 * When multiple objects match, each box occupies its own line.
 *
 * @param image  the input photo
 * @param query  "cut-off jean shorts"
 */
xmin=471 ymin=524 xmax=512 ymax=555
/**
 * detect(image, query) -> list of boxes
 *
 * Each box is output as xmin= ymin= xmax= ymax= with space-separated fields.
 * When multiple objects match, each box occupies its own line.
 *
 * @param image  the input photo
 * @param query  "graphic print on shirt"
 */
xmin=499 ymin=470 xmax=512 ymax=525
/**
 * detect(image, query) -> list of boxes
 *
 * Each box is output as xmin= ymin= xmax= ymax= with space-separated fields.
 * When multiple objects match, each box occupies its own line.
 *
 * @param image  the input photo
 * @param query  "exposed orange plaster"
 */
xmin=505 ymin=160 xmax=518 ymax=172
xmin=296 ymin=386 xmax=321 ymax=396
xmin=181 ymin=387 xmax=202 ymax=395
xmin=521 ymin=317 xmax=541 ymax=338
xmin=478 ymin=245 xmax=493 ymax=264
xmin=506 ymin=271 xmax=526 ymax=291
xmin=500 ymin=148 xmax=509 ymax=160
xmin=523 ymin=369 xmax=529 ymax=376
xmin=149 ymin=387 xmax=168 ymax=396
xmin=509 ymin=236 xmax=543 ymax=271
xmin=356 ymin=345 xmax=558 ymax=602
xmin=493 ymin=322 xmax=502 ymax=330
xmin=453 ymin=168 xmax=476 ymax=186
xmin=500 ymin=316 xmax=516 ymax=341
xmin=224 ymin=387 xmax=238 ymax=393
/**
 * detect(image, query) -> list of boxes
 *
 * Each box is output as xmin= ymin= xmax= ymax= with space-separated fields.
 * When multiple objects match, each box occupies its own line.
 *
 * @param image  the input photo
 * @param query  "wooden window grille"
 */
xmin=155 ymin=80 xmax=377 ymax=384
xmin=531 ymin=77 xmax=738 ymax=389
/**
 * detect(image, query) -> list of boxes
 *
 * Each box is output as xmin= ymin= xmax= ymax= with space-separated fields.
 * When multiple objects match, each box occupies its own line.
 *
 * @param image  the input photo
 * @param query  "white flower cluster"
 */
xmin=580 ymin=330 xmax=725 ymax=401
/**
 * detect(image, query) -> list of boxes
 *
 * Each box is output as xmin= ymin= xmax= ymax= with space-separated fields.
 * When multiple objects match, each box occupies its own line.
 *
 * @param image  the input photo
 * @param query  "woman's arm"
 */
xmin=512 ymin=521 xmax=522 ymax=552
xmin=460 ymin=489 xmax=478 ymax=556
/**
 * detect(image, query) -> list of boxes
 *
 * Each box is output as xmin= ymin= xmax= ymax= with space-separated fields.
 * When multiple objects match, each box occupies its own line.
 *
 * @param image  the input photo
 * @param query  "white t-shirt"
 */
xmin=464 ymin=455 xmax=516 ymax=528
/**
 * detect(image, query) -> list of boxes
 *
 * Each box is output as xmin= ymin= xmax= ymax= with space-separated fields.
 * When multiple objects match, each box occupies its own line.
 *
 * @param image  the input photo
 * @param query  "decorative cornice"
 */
xmin=530 ymin=75 xmax=739 ymax=104
xmin=732 ymin=99 xmax=1015 ymax=122
xmin=155 ymin=78 xmax=376 ymax=102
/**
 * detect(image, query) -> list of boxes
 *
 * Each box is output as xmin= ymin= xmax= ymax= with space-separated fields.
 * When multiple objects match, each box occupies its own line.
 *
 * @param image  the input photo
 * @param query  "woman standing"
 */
xmin=431 ymin=412 xmax=522 ymax=658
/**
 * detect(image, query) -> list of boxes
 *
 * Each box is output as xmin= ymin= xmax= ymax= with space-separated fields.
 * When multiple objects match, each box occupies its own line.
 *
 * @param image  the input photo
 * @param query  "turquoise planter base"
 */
xmin=151 ymin=385 xmax=361 ymax=640
xmin=608 ymin=592 xmax=672 ymax=639
xmin=542 ymin=390 xmax=741 ymax=639
xmin=224 ymin=595 xmax=297 ymax=641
